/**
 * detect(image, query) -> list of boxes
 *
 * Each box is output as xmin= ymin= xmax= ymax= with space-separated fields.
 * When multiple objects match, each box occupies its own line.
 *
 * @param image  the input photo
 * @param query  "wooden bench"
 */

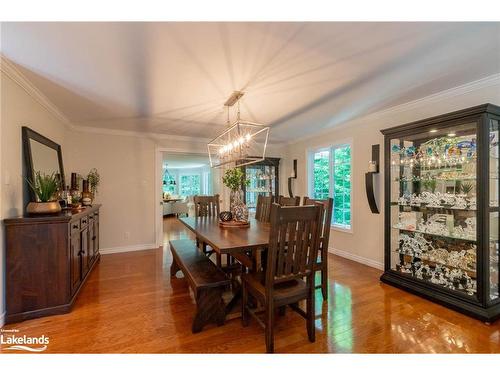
xmin=169 ymin=239 xmax=230 ymax=333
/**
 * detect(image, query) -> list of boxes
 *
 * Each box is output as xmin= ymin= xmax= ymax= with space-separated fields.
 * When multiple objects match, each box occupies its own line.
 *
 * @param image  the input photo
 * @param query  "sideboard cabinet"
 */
xmin=4 ymin=204 xmax=101 ymax=323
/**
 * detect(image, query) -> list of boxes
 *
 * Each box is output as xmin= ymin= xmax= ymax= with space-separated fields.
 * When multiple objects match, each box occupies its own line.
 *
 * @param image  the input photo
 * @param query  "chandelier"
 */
xmin=162 ymin=164 xmax=176 ymax=186
xmin=207 ymin=91 xmax=269 ymax=168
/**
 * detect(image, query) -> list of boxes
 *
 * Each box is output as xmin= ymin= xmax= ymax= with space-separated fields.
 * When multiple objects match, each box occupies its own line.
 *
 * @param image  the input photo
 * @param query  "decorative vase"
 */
xmin=26 ymin=201 xmax=62 ymax=214
xmin=230 ymin=189 xmax=249 ymax=222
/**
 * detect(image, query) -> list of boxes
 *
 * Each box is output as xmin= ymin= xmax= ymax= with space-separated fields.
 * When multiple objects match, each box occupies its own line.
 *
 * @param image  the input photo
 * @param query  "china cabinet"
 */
xmin=241 ymin=157 xmax=280 ymax=211
xmin=381 ymin=104 xmax=500 ymax=321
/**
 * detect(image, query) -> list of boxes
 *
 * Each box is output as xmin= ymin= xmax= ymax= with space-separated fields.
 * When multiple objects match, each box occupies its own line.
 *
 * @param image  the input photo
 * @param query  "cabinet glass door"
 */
xmin=245 ymin=164 xmax=276 ymax=212
xmin=389 ymin=122 xmax=478 ymax=298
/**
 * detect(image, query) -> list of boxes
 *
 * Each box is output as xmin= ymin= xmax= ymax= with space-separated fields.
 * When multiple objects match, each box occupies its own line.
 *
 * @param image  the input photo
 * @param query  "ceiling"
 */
xmin=1 ymin=22 xmax=499 ymax=142
xmin=162 ymin=153 xmax=209 ymax=169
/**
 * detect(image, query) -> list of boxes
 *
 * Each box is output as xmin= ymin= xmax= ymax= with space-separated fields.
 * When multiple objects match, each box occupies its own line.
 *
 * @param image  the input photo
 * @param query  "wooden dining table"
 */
xmin=179 ymin=216 xmax=270 ymax=317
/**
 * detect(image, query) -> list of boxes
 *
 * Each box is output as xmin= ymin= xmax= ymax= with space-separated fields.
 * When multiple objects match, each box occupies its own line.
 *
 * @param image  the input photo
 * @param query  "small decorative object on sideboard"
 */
xmin=219 ymin=211 xmax=233 ymax=222
xmin=222 ymin=167 xmax=250 ymax=223
xmin=81 ymin=179 xmax=92 ymax=206
xmin=26 ymin=171 xmax=62 ymax=214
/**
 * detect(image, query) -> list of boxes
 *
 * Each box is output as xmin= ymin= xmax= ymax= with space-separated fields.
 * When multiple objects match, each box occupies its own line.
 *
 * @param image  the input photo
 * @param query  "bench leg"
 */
xmin=192 ymin=288 xmax=226 ymax=333
xmin=170 ymin=258 xmax=180 ymax=278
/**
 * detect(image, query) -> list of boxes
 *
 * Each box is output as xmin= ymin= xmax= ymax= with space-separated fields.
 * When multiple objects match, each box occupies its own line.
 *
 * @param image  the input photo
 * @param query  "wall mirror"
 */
xmin=22 ymin=126 xmax=65 ymax=202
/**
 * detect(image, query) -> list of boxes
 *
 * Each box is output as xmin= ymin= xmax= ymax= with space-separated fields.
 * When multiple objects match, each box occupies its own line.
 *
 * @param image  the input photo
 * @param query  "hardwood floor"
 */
xmin=2 ymin=216 xmax=500 ymax=353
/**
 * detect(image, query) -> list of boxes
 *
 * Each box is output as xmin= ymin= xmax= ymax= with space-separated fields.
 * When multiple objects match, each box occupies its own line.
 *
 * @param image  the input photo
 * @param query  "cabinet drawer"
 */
xmin=80 ymin=216 xmax=89 ymax=228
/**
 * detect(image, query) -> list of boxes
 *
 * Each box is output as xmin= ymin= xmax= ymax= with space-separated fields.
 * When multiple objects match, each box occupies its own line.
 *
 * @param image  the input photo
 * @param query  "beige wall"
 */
xmin=283 ymin=82 xmax=500 ymax=269
xmin=0 ymin=71 xmax=68 ymax=325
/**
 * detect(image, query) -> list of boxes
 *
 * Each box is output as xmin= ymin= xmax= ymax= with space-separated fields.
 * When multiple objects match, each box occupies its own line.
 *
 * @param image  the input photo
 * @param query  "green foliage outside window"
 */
xmin=180 ymin=174 xmax=201 ymax=196
xmin=333 ymin=145 xmax=351 ymax=229
xmin=311 ymin=145 xmax=351 ymax=229
xmin=313 ymin=151 xmax=330 ymax=199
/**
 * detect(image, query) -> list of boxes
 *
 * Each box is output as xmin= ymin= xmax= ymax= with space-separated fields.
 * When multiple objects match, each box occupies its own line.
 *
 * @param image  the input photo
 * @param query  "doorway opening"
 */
xmin=157 ymin=151 xmax=219 ymax=246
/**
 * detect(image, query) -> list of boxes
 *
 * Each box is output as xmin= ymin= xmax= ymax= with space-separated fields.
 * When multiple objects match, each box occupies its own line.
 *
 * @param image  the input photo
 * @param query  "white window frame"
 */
xmin=307 ymin=141 xmax=353 ymax=233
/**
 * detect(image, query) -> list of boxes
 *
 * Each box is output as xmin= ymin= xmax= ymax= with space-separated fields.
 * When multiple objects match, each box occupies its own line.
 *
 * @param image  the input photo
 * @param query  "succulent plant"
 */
xmin=27 ymin=171 xmax=59 ymax=202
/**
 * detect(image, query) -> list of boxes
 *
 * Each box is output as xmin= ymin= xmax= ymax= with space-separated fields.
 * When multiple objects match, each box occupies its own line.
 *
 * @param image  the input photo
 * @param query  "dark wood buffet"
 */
xmin=4 ymin=204 xmax=101 ymax=323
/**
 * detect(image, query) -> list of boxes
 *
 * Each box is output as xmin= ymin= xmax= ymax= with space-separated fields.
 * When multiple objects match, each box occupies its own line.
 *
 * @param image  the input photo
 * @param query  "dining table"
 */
xmin=179 ymin=216 xmax=270 ymax=318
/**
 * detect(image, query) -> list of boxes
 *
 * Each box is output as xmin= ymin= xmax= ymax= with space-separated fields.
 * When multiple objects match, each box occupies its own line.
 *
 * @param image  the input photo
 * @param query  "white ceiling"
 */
xmin=1 ymin=22 xmax=499 ymax=142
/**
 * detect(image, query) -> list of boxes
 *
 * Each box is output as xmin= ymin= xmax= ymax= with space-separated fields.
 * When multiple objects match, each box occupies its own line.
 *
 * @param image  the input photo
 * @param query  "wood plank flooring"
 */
xmin=1 ymin=217 xmax=500 ymax=353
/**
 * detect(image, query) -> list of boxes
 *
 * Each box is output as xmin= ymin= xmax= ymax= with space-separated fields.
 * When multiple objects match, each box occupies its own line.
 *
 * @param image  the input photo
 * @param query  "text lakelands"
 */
xmin=0 ymin=334 xmax=50 ymax=345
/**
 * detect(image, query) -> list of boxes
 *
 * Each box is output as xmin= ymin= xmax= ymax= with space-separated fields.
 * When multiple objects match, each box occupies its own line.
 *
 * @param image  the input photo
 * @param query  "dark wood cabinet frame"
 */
xmin=380 ymin=103 xmax=500 ymax=322
xmin=241 ymin=157 xmax=280 ymax=203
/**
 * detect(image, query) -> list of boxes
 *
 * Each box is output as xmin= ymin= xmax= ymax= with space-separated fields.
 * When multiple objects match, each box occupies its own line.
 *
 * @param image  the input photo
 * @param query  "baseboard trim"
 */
xmin=0 ymin=310 xmax=5 ymax=328
xmin=100 ymin=243 xmax=158 ymax=255
xmin=329 ymin=247 xmax=384 ymax=271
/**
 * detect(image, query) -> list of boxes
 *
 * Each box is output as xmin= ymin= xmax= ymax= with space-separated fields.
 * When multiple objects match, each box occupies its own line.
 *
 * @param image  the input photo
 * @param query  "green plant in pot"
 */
xmin=87 ymin=168 xmax=100 ymax=201
xmin=460 ymin=181 xmax=474 ymax=197
xmin=26 ymin=171 xmax=62 ymax=214
xmin=222 ymin=167 xmax=250 ymax=222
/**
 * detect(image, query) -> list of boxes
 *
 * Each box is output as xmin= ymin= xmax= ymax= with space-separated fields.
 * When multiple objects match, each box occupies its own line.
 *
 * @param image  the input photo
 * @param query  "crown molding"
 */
xmin=0 ymin=54 xmax=73 ymax=128
xmin=286 ymin=73 xmax=500 ymax=146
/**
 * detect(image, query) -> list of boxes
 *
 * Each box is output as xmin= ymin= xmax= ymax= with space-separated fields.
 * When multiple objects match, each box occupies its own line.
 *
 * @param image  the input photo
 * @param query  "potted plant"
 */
xmin=87 ymin=168 xmax=100 ymax=201
xmin=222 ymin=167 xmax=250 ymax=222
xmin=26 ymin=171 xmax=62 ymax=214
xmin=459 ymin=181 xmax=474 ymax=197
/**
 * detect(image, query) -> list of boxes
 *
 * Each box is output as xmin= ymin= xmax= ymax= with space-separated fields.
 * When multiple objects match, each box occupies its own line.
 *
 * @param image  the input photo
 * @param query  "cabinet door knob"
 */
xmin=92 ymin=236 xmax=97 ymax=240
xmin=73 ymin=224 xmax=78 ymax=229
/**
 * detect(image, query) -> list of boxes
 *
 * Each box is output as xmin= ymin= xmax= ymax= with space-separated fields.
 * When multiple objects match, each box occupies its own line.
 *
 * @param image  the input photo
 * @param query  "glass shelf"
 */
xmin=393 ymin=224 xmax=476 ymax=242
xmin=396 ymin=252 xmax=476 ymax=275
xmin=392 ymin=203 xmax=476 ymax=211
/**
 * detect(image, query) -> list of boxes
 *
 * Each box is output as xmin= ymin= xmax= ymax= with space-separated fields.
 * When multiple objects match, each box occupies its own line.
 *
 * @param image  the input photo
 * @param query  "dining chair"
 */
xmin=241 ymin=203 xmax=322 ymax=353
xmin=303 ymin=196 xmax=333 ymax=300
xmin=255 ymin=194 xmax=273 ymax=223
xmin=193 ymin=194 xmax=220 ymax=217
xmin=193 ymin=195 xmax=220 ymax=262
xmin=278 ymin=195 xmax=300 ymax=206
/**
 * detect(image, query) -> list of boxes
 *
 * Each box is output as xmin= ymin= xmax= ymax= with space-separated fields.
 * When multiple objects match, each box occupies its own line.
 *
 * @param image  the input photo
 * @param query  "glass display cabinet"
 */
xmin=241 ymin=157 xmax=280 ymax=212
xmin=381 ymin=104 xmax=500 ymax=322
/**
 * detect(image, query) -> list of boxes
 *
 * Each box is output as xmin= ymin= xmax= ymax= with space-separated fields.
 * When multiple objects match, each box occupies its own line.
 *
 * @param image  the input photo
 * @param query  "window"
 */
xmin=180 ymin=174 xmax=201 ymax=196
xmin=163 ymin=174 xmax=176 ymax=195
xmin=309 ymin=144 xmax=352 ymax=230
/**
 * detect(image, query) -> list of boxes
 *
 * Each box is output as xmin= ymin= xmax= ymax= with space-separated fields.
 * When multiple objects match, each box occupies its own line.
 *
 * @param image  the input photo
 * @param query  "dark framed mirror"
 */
xmin=22 ymin=126 xmax=65 ymax=202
